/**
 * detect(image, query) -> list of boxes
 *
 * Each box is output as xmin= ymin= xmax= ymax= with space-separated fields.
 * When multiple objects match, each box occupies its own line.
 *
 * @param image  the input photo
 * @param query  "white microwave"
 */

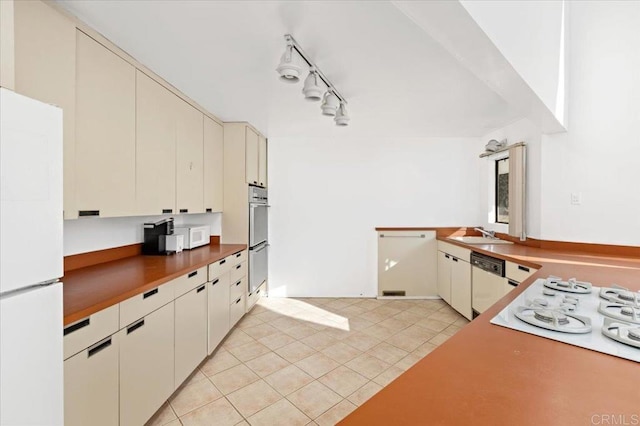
xmin=174 ymin=225 xmax=210 ymax=250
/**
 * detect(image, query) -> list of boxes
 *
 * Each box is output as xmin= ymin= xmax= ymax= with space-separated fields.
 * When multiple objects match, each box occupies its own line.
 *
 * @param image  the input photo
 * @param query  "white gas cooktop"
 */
xmin=490 ymin=277 xmax=640 ymax=363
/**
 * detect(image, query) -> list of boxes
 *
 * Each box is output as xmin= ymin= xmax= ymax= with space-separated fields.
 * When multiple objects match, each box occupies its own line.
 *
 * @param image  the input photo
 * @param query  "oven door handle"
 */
xmin=250 ymin=204 xmax=270 ymax=208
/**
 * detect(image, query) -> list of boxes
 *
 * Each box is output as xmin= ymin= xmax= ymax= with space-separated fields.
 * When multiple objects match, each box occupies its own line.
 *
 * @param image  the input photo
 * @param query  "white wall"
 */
xmin=268 ymin=137 xmax=484 ymax=298
xmin=64 ymin=213 xmax=221 ymax=256
xmin=539 ymin=1 xmax=640 ymax=246
xmin=461 ymin=0 xmax=566 ymax=125
xmin=477 ymin=1 xmax=640 ymax=247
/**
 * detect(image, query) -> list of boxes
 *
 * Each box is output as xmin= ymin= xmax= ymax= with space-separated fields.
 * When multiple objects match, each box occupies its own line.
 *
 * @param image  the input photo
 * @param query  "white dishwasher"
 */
xmin=471 ymin=252 xmax=507 ymax=317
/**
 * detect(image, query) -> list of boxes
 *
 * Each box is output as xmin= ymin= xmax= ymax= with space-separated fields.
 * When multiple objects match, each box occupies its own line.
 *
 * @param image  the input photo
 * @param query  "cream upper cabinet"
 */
xmin=258 ymin=135 xmax=267 ymax=188
xmin=245 ymin=127 xmax=259 ymax=186
xmin=175 ymin=97 xmax=204 ymax=214
xmin=204 ymin=116 xmax=224 ymax=213
xmin=75 ymin=31 xmax=135 ymax=218
xmin=135 ymin=70 xmax=176 ymax=215
xmin=13 ymin=0 xmax=77 ymax=219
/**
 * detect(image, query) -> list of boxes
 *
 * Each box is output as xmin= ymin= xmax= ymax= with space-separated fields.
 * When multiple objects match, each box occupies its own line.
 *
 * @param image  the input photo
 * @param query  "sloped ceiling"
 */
xmin=57 ymin=0 xmax=529 ymax=138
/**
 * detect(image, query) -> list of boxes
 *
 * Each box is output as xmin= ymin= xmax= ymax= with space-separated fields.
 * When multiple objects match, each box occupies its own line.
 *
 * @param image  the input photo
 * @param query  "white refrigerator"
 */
xmin=0 ymin=88 xmax=64 ymax=425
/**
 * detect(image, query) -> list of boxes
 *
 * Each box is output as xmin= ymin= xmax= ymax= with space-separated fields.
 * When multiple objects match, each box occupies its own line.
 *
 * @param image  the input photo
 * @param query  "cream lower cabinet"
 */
xmin=120 ymin=302 xmax=174 ymax=426
xmin=472 ymin=267 xmax=507 ymax=315
xmin=64 ymin=332 xmax=119 ymax=426
xmin=174 ymin=284 xmax=208 ymax=387
xmin=504 ymin=279 xmax=519 ymax=297
xmin=207 ymin=273 xmax=230 ymax=354
xmin=437 ymin=251 xmax=452 ymax=304
xmin=377 ymin=231 xmax=438 ymax=297
xmin=438 ymin=241 xmax=472 ymax=320
xmin=247 ymin=281 xmax=266 ymax=313
xmin=450 ymin=257 xmax=472 ymax=320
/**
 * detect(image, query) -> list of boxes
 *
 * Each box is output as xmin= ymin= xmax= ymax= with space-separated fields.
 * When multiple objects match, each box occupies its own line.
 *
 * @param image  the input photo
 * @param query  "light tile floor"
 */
xmin=146 ymin=297 xmax=469 ymax=426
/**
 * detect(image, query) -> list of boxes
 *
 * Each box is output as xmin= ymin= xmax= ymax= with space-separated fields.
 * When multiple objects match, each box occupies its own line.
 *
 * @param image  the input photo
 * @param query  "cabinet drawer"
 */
xmin=64 ymin=332 xmax=119 ymax=426
xmin=438 ymin=241 xmax=471 ymax=262
xmin=119 ymin=280 xmax=175 ymax=327
xmin=505 ymin=261 xmax=537 ymax=283
xmin=247 ymin=282 xmax=265 ymax=313
xmin=229 ymin=294 xmax=245 ymax=328
xmin=174 ymin=266 xmax=207 ymax=298
xmin=64 ymin=304 xmax=119 ymax=360
xmin=229 ymin=276 xmax=245 ymax=304
xmin=229 ymin=261 xmax=247 ymax=283
xmin=208 ymin=256 xmax=231 ymax=280
xmin=228 ymin=250 xmax=247 ymax=267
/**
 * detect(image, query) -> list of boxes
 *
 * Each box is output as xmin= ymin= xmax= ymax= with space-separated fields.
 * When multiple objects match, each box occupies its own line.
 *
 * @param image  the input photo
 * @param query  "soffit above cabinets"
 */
xmin=55 ymin=0 xmax=557 ymax=138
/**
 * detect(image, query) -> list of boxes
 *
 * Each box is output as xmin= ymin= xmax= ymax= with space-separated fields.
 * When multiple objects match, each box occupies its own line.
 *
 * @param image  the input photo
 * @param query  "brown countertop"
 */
xmin=340 ymin=237 xmax=640 ymax=426
xmin=62 ymin=243 xmax=246 ymax=325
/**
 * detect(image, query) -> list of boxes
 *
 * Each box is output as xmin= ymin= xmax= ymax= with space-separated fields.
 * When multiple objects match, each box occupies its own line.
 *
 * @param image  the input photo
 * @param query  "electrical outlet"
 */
xmin=571 ymin=192 xmax=582 ymax=205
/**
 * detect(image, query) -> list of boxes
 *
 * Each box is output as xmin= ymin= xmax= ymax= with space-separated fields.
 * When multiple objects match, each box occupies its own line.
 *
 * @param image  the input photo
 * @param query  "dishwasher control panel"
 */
xmin=470 ymin=252 xmax=505 ymax=277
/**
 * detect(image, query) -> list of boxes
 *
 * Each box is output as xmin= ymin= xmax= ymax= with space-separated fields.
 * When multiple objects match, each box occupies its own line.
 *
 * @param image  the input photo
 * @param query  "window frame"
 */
xmin=485 ymin=151 xmax=509 ymax=234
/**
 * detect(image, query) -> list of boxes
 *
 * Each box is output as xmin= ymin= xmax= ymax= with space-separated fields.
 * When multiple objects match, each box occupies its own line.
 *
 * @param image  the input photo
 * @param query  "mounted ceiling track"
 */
xmin=276 ymin=34 xmax=350 ymax=126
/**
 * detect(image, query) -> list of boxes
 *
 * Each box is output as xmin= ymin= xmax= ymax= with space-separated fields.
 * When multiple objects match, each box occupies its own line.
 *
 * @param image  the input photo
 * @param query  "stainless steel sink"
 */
xmin=447 ymin=236 xmax=513 ymax=245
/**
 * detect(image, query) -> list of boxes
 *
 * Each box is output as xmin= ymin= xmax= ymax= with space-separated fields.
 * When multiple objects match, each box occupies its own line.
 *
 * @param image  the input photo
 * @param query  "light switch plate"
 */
xmin=571 ymin=192 xmax=582 ymax=205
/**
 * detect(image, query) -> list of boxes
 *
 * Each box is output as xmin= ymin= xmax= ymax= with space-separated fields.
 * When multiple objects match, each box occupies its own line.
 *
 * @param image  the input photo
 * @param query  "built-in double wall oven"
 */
xmin=249 ymin=186 xmax=268 ymax=294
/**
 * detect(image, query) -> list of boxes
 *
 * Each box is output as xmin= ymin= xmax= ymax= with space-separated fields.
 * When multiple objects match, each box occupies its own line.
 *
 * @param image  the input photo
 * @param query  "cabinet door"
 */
xmin=258 ymin=135 xmax=267 ymax=188
xmin=437 ymin=251 xmax=451 ymax=304
xmin=504 ymin=279 xmax=519 ymax=297
xmin=75 ymin=31 xmax=135 ymax=217
xmin=208 ymin=273 xmax=230 ymax=354
xmin=14 ymin=0 xmax=77 ymax=219
xmin=135 ymin=71 xmax=176 ymax=215
xmin=245 ymin=127 xmax=259 ymax=185
xmin=175 ymin=284 xmax=208 ymax=387
xmin=120 ymin=302 xmax=174 ymax=426
xmin=204 ymin=116 xmax=224 ymax=212
xmin=451 ymin=258 xmax=472 ymax=320
xmin=176 ymin=98 xmax=204 ymax=214
xmin=64 ymin=333 xmax=119 ymax=426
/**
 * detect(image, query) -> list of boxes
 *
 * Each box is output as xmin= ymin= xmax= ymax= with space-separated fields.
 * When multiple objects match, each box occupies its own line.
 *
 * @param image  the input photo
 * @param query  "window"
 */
xmin=495 ymin=157 xmax=509 ymax=224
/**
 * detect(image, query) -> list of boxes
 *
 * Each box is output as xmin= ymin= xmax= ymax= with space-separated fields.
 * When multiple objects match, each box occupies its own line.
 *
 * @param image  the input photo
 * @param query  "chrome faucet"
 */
xmin=474 ymin=227 xmax=497 ymax=239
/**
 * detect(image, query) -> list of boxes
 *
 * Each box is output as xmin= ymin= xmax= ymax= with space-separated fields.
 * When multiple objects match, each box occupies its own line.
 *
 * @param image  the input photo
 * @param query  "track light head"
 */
xmin=276 ymin=43 xmax=302 ymax=83
xmin=321 ymin=91 xmax=339 ymax=116
xmin=334 ymin=102 xmax=350 ymax=126
xmin=302 ymin=68 xmax=323 ymax=101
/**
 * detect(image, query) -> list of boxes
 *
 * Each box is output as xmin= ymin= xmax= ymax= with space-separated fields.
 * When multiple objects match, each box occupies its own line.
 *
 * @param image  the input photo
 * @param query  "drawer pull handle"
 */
xmin=235 ymin=297 xmax=242 ymax=304
xmin=64 ymin=318 xmax=90 ymax=336
xmin=88 ymin=337 xmax=112 ymax=357
xmin=235 ymin=264 xmax=242 ymax=270
xmin=212 ymin=278 xmax=219 ymax=286
xmin=188 ymin=271 xmax=198 ymax=278
xmin=236 ymin=253 xmax=241 ymax=258
xmin=78 ymin=210 xmax=99 ymax=217
xmin=518 ymin=265 xmax=530 ymax=272
xmin=197 ymin=285 xmax=206 ymax=293
xmin=180 ymin=208 xmax=188 ymax=213
xmin=508 ymin=280 xmax=519 ymax=287
xmin=143 ymin=288 xmax=158 ymax=299
xmin=127 ymin=319 xmax=145 ymax=334
xmin=206 ymin=208 xmax=212 ymax=213
xmin=256 ymin=289 xmax=260 ymax=294
xmin=162 ymin=209 xmax=173 ymax=214
xmin=220 ymin=259 xmax=226 ymax=265
xmin=452 ymin=257 xmax=459 ymax=262
xmin=235 ymin=280 xmax=241 ymax=287
xmin=445 ymin=254 xmax=450 ymax=259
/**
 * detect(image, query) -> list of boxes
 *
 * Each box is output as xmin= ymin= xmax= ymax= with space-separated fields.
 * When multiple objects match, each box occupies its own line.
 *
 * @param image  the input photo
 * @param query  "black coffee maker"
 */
xmin=142 ymin=218 xmax=174 ymax=255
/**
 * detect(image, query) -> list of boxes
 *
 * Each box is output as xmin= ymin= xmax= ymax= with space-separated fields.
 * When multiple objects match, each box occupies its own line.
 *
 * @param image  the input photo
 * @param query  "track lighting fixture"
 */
xmin=321 ymin=91 xmax=339 ymax=116
xmin=334 ymin=102 xmax=350 ymax=126
xmin=302 ymin=68 xmax=323 ymax=101
xmin=276 ymin=34 xmax=350 ymax=126
xmin=276 ymin=40 xmax=302 ymax=83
